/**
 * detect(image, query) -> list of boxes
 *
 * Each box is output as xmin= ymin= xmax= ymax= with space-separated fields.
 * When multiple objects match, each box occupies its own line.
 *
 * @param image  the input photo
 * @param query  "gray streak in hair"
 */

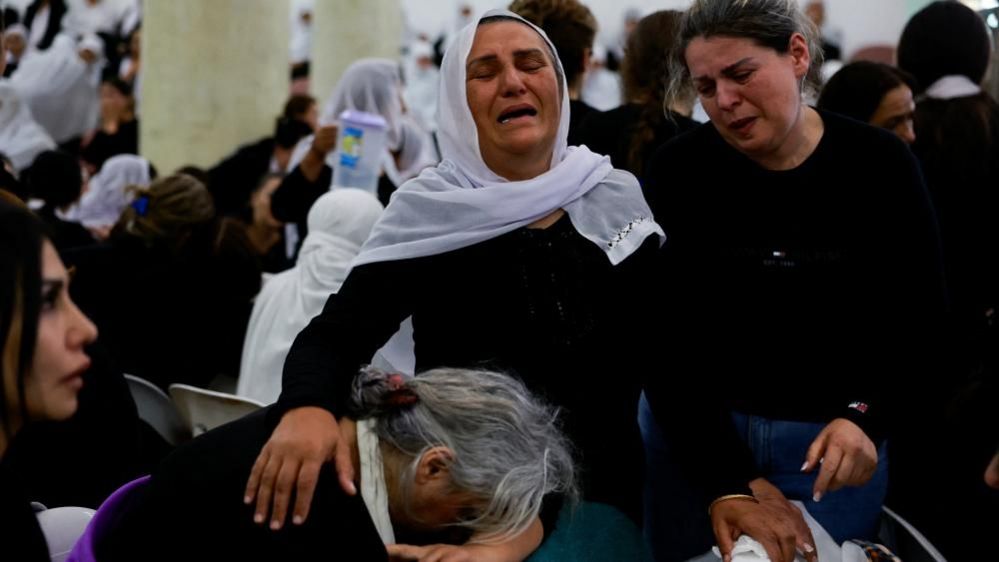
xmin=349 ymin=366 xmax=577 ymax=543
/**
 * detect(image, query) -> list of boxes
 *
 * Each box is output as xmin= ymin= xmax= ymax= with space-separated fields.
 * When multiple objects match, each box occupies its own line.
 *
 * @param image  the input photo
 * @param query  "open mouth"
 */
xmin=729 ymin=116 xmax=756 ymax=132
xmin=498 ymin=106 xmax=538 ymax=124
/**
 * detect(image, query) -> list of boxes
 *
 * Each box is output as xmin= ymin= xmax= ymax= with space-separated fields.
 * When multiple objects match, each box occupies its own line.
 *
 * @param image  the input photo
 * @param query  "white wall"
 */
xmin=400 ymin=0 xmax=924 ymax=61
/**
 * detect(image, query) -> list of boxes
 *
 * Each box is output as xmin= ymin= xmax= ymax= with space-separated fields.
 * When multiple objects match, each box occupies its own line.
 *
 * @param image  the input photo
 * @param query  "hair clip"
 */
xmin=131 ymin=195 xmax=149 ymax=217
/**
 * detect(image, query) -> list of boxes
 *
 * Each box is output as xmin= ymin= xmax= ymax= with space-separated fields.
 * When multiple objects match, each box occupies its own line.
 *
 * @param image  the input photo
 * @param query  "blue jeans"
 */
xmin=639 ymin=394 xmax=888 ymax=562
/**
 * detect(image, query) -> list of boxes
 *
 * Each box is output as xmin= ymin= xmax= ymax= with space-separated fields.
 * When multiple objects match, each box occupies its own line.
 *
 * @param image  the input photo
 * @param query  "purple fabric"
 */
xmin=67 ymin=475 xmax=150 ymax=562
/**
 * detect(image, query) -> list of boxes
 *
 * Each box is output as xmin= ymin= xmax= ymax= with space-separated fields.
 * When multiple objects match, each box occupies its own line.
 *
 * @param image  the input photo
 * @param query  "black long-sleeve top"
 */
xmin=278 ymin=215 xmax=667 ymax=519
xmin=643 ymin=110 xmax=948 ymax=501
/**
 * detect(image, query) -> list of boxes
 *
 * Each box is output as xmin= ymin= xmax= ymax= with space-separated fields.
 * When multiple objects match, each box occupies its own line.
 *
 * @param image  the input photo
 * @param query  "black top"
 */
xmin=98 ymin=409 xmax=388 ymax=562
xmin=575 ymin=104 xmax=698 ymax=178
xmin=567 ymin=98 xmax=596 ymax=147
xmin=3 ymin=342 xmax=169 ymax=509
xmin=270 ymin=163 xmax=396 ymax=256
xmin=208 ymin=136 xmax=276 ymax=217
xmin=644 ymin=110 xmax=947 ymax=500
xmin=37 ymin=206 xmax=95 ymax=252
xmin=278 ymin=215 xmax=665 ymax=520
xmin=66 ymin=226 xmax=261 ymax=389
xmin=81 ymin=120 xmax=139 ymax=173
xmin=0 ymin=458 xmax=50 ymax=562
xmin=911 ymin=95 xmax=999 ymax=373
xmin=23 ymin=0 xmax=66 ymax=51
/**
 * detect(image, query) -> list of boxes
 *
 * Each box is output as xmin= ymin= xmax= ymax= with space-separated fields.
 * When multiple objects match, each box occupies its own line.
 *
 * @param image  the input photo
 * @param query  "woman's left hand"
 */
xmin=387 ymin=544 xmax=515 ymax=562
xmin=802 ymin=418 xmax=878 ymax=501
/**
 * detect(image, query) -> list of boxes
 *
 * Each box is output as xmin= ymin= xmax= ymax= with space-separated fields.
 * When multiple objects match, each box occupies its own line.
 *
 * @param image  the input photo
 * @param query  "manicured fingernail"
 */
xmin=293 ymin=515 xmax=303 ymax=525
xmin=813 ymin=492 xmax=823 ymax=502
xmin=801 ymin=461 xmax=809 ymax=472
xmin=270 ymin=519 xmax=281 ymax=530
xmin=803 ymin=543 xmax=815 ymax=553
xmin=819 ymin=456 xmax=825 ymax=464
xmin=244 ymin=495 xmax=252 ymax=504
xmin=254 ymin=513 xmax=264 ymax=524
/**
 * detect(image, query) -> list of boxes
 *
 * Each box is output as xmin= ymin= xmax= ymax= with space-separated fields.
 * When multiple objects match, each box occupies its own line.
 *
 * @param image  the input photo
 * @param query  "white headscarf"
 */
xmin=9 ymin=34 xmax=101 ymax=143
xmin=60 ymin=155 xmax=151 ymax=228
xmin=353 ymin=10 xmax=664 ymax=268
xmin=287 ymin=59 xmax=411 ymax=176
xmin=0 ymin=82 xmax=56 ymax=173
xmin=289 ymin=0 xmax=314 ymax=65
xmin=237 ymin=189 xmax=384 ymax=404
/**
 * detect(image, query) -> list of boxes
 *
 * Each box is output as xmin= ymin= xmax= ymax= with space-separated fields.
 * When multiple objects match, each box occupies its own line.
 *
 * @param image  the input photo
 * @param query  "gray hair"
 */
xmin=665 ymin=0 xmax=823 ymax=111
xmin=348 ymin=366 xmax=577 ymax=543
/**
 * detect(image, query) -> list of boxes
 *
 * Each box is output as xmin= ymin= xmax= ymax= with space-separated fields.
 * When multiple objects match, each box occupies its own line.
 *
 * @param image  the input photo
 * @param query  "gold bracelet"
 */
xmin=708 ymin=494 xmax=759 ymax=516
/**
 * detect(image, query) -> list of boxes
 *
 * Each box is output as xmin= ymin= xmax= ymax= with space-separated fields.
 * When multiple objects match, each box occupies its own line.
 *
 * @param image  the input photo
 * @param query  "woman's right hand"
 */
xmin=710 ymin=478 xmax=817 ymax=562
xmin=243 ymin=407 xmax=357 ymax=530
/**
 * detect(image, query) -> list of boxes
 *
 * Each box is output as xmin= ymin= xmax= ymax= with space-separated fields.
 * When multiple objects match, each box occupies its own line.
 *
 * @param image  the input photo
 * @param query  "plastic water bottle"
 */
xmin=332 ymin=110 xmax=388 ymax=193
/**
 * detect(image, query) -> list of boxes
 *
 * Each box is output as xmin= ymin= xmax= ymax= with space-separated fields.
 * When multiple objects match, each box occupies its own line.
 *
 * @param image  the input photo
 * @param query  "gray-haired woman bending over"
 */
xmin=98 ymin=367 xmax=575 ymax=561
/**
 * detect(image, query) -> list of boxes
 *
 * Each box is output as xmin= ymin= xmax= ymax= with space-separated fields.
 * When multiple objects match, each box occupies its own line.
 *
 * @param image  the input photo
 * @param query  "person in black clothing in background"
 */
xmin=24 ymin=149 xmax=96 ymax=251
xmin=576 ymin=10 xmax=698 ymax=178
xmin=67 ymin=173 xmax=261 ymax=391
xmin=81 ymin=77 xmax=138 ymax=174
xmin=640 ymin=1 xmax=947 ymax=561
xmin=244 ymin=11 xmax=666 ymax=560
xmin=888 ymin=3 xmax=999 ymax=559
xmin=0 ymin=201 xmax=98 ymax=561
xmin=508 ymin=0 xmax=599 ymax=146
xmin=816 ymin=61 xmax=917 ymax=145
xmin=208 ymin=104 xmax=314 ymax=217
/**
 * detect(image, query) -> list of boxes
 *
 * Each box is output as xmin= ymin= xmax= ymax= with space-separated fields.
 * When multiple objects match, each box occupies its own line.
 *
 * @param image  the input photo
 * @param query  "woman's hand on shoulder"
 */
xmin=243 ymin=407 xmax=357 ymax=530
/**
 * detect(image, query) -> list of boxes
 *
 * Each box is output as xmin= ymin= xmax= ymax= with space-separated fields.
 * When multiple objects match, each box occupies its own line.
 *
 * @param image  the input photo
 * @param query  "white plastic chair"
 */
xmin=879 ymin=506 xmax=947 ymax=562
xmin=36 ymin=506 xmax=95 ymax=562
xmin=123 ymin=374 xmax=190 ymax=446
xmin=168 ymin=384 xmax=265 ymax=437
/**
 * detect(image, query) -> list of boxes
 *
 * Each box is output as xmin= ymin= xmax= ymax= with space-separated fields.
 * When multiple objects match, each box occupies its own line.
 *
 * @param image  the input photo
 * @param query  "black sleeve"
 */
xmin=270 ymin=164 xmax=333 ymax=225
xmin=846 ymin=135 xmax=948 ymax=443
xmin=275 ymin=260 xmax=416 ymax=419
xmin=641 ymin=143 xmax=761 ymax=504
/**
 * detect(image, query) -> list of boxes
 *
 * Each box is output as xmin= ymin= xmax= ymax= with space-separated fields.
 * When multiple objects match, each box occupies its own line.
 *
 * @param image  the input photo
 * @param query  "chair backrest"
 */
xmin=67 ymin=476 xmax=150 ymax=562
xmin=879 ymin=506 xmax=947 ymax=562
xmin=36 ymin=506 xmax=96 ymax=562
xmin=168 ymin=384 xmax=265 ymax=437
xmin=124 ymin=374 xmax=190 ymax=446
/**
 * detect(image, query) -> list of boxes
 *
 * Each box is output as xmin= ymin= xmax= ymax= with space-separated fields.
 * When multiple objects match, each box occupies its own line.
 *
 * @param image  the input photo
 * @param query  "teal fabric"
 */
xmin=528 ymin=502 xmax=653 ymax=561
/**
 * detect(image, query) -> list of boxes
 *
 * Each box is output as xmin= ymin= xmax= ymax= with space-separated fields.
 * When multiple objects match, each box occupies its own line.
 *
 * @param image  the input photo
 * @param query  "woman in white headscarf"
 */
xmin=245 ymin=10 xmax=666 ymax=560
xmin=9 ymin=33 xmax=102 ymax=144
xmin=237 ymin=188 xmax=383 ymax=405
xmin=0 ymin=81 xmax=55 ymax=173
xmin=60 ymin=153 xmax=150 ymax=231
xmin=272 ymin=58 xmax=434 ymax=241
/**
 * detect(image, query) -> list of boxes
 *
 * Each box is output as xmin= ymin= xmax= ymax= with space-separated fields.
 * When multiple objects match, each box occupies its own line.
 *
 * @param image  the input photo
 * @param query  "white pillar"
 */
xmin=310 ymin=0 xmax=404 ymax=105
xmin=140 ymin=0 xmax=290 ymax=173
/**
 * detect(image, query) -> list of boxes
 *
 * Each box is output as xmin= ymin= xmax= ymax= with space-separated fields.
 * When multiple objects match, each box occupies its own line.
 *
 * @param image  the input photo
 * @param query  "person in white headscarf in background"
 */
xmin=403 ymin=38 xmax=439 ymax=132
xmin=580 ymin=43 xmax=621 ymax=112
xmin=237 ymin=188 xmax=383 ymax=406
xmin=288 ymin=0 xmax=313 ymax=78
xmin=59 ymin=153 xmax=150 ymax=235
xmin=9 ymin=33 xmax=102 ymax=145
xmin=62 ymin=0 xmax=130 ymax=37
xmin=2 ymin=23 xmax=28 ymax=77
xmin=272 ymin=58 xmax=434 ymax=245
xmin=245 ymin=10 xmax=667 ymax=560
xmin=0 ymin=81 xmax=55 ymax=173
